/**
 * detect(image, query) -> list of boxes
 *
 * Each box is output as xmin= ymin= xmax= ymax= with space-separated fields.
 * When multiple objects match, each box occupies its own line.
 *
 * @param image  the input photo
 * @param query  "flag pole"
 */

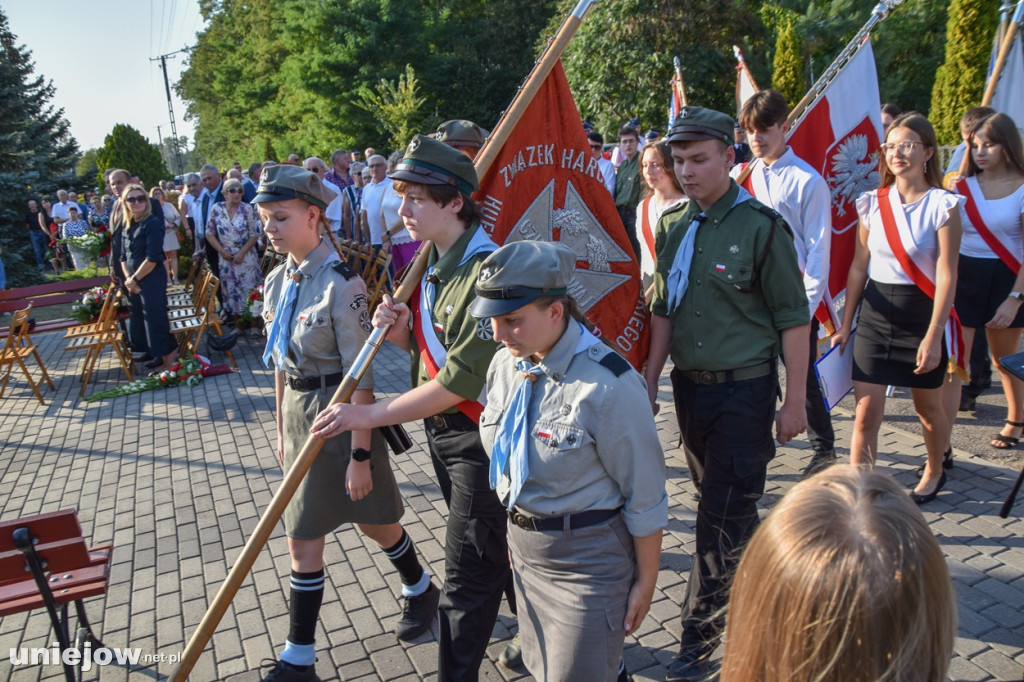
xmin=674 ymin=55 xmax=687 ymax=108
xmin=735 ymin=0 xmax=903 ymax=186
xmin=168 ymin=2 xmax=599 ymax=679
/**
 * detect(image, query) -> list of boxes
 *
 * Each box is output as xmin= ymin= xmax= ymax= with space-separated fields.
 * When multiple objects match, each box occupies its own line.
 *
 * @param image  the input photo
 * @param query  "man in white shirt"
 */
xmin=304 ymin=157 xmax=344 ymax=235
xmin=588 ymin=131 xmax=616 ymax=195
xmin=178 ymin=173 xmax=201 ymax=239
xmin=51 ymin=189 xmax=79 ymax=226
xmin=360 ymin=155 xmax=390 ymax=247
xmin=196 ymin=164 xmax=225 ymax=278
xmin=738 ymin=89 xmax=836 ymax=478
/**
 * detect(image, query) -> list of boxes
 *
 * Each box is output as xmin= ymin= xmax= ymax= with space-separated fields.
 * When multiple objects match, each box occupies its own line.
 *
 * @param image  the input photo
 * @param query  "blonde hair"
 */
xmin=720 ymin=467 xmax=955 ymax=682
xmin=121 ymin=184 xmax=153 ymax=223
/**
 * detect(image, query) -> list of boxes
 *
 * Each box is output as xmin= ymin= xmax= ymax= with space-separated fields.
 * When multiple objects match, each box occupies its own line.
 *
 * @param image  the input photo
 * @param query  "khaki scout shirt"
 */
xmin=412 ymin=223 xmax=500 ymax=408
xmin=262 ymin=239 xmax=373 ymax=389
xmin=479 ymin=323 xmax=668 ymax=538
xmin=615 ymin=152 xmax=641 ymax=209
xmin=650 ymin=182 xmax=809 ymax=371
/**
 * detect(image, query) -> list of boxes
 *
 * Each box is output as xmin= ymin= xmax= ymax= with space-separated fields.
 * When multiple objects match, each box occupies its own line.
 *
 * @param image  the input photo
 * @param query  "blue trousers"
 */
xmin=127 ymin=263 xmax=176 ymax=358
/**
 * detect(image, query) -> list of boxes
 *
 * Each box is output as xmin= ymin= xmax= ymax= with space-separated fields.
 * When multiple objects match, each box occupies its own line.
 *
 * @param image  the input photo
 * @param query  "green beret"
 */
xmin=666 ymin=106 xmax=735 ymax=146
xmin=389 ymin=134 xmax=479 ymax=195
xmin=252 ymin=165 xmax=334 ymax=210
xmin=436 ymin=119 xmax=489 ymax=149
xmin=469 ymin=240 xmax=576 ymax=318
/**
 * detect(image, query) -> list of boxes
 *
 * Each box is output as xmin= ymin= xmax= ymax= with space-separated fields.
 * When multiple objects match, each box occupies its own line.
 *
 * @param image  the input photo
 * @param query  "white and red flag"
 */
xmin=476 ymin=61 xmax=648 ymax=368
xmin=734 ymin=46 xmax=760 ymax=115
xmin=784 ymin=38 xmax=884 ymax=333
xmin=989 ymin=15 xmax=1024 ymax=137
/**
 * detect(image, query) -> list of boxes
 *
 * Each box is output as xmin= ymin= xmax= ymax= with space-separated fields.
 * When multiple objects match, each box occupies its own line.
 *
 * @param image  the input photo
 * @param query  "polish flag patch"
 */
xmin=433 ymin=322 xmax=444 ymax=333
xmin=715 ymin=264 xmax=726 ymax=272
xmin=537 ymin=428 xmax=552 ymax=440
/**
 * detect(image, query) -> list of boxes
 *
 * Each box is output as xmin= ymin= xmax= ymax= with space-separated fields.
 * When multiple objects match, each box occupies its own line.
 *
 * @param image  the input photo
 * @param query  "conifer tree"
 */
xmin=0 ymin=8 xmax=78 ymax=287
xmin=771 ymin=18 xmax=805 ymax=108
xmin=95 ymin=124 xmax=170 ymax=190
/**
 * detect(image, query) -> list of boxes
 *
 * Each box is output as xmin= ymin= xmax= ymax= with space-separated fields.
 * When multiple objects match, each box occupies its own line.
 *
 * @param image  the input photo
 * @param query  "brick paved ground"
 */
xmin=1 ymin=329 xmax=1022 ymax=681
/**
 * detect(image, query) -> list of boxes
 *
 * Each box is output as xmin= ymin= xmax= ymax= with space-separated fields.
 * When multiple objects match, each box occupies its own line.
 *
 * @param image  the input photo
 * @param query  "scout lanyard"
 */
xmin=411 ymin=227 xmax=498 ymax=423
xmin=877 ymin=186 xmax=966 ymax=374
xmin=957 ymin=177 xmax=1022 ymax=274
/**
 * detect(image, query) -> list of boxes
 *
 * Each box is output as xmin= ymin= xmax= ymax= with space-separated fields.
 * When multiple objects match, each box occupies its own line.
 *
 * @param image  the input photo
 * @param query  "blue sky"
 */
xmin=4 ymin=0 xmax=204 ymax=151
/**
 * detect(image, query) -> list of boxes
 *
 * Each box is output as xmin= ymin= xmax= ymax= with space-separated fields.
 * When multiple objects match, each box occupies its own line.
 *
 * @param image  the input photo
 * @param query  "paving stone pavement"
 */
xmin=1 ymin=329 xmax=1022 ymax=681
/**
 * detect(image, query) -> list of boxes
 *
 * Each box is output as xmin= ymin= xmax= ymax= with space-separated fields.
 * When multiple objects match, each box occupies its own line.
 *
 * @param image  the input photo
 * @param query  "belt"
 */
xmin=426 ymin=412 xmax=477 ymax=432
xmin=677 ymin=361 xmax=774 ymax=386
xmin=286 ymin=372 xmax=344 ymax=391
xmin=508 ymin=507 xmax=621 ymax=532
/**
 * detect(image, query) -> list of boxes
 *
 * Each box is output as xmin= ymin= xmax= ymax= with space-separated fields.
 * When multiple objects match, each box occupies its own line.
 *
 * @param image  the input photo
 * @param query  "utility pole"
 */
xmin=156 ymin=124 xmax=165 ymax=170
xmin=150 ymin=47 xmax=190 ymax=176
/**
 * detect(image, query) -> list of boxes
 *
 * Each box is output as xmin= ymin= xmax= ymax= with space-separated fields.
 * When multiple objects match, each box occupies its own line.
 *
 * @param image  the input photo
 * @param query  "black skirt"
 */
xmin=853 ymin=280 xmax=947 ymax=389
xmin=955 ymin=255 xmax=1024 ymax=328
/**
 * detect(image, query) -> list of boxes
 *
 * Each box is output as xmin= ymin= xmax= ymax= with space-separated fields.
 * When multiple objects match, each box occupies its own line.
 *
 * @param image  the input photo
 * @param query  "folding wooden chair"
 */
xmin=168 ymin=269 xmax=213 ymax=312
xmin=166 ymin=255 xmax=204 ymax=295
xmin=364 ymin=249 xmax=393 ymax=312
xmin=63 ymin=284 xmax=118 ymax=340
xmin=167 ymin=261 xmax=210 ymax=308
xmin=170 ymin=275 xmax=237 ymax=368
xmin=0 ymin=305 xmax=54 ymax=405
xmin=64 ymin=290 xmax=133 ymax=396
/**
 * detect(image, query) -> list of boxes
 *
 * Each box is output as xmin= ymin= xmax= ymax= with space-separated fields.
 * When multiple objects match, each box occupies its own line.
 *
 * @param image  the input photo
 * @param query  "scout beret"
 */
xmin=390 ymin=134 xmax=479 ymax=194
xmin=666 ymin=106 xmax=735 ymax=146
xmin=435 ymin=119 xmax=489 ymax=149
xmin=644 ymin=129 xmax=660 ymax=142
xmin=252 ymin=165 xmax=334 ymax=210
xmin=469 ymin=240 xmax=576 ymax=318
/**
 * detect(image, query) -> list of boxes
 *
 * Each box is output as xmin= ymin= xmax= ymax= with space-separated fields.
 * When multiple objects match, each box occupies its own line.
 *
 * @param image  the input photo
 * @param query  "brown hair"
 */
xmin=640 ymin=142 xmax=684 ymax=199
xmin=966 ymin=112 xmax=1024 ymax=178
xmin=390 ymin=180 xmax=481 ymax=225
xmin=532 ymin=293 xmax=608 ymax=345
xmin=719 ymin=467 xmax=955 ymax=682
xmin=878 ymin=113 xmax=943 ymax=190
xmin=959 ymin=106 xmax=996 ymax=134
xmin=738 ymin=89 xmax=789 ymax=132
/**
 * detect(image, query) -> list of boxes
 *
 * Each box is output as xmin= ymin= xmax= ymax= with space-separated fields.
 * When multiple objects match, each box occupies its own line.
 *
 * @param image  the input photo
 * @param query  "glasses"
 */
xmin=590 ymin=144 xmax=603 ymax=150
xmin=125 ymin=196 xmax=147 ymax=204
xmin=369 ymin=163 xmax=385 ymax=168
xmin=880 ymin=141 xmax=922 ymax=155
xmin=226 ymin=188 xmax=244 ymax=194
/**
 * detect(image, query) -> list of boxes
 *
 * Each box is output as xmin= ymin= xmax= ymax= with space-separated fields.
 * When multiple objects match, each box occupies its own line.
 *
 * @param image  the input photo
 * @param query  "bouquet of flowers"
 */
xmin=95 ymin=223 xmax=111 ymax=258
xmin=238 ymin=284 xmax=264 ymax=323
xmin=70 ymin=286 xmax=107 ymax=323
xmin=82 ymin=353 xmax=233 ymax=402
xmin=60 ymin=230 xmax=110 ymax=263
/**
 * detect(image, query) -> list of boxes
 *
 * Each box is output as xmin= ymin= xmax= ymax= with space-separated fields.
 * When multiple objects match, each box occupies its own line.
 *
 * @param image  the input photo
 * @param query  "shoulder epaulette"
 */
xmin=331 ymin=259 xmax=358 ymax=281
xmin=596 ymin=349 xmax=631 ymax=377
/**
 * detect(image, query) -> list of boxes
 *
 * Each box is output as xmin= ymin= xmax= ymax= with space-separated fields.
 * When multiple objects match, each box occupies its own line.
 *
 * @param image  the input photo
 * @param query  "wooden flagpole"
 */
xmin=168 ymin=1 xmax=598 ymax=679
xmin=735 ymin=0 xmax=904 ymax=186
xmin=673 ymin=55 xmax=687 ymax=108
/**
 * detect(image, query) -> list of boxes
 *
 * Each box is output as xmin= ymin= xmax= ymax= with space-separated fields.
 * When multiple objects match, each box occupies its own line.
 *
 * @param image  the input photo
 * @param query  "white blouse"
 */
xmin=958 ymin=180 xmax=1024 ymax=260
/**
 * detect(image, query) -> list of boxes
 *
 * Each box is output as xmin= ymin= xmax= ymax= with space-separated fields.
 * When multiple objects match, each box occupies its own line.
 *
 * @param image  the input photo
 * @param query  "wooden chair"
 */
xmin=64 ymin=289 xmax=133 ymax=397
xmin=167 ymin=261 xmax=209 ymax=308
xmin=168 ymin=269 xmax=212 ymax=312
xmin=0 ymin=509 xmax=112 ymax=682
xmin=0 ymin=305 xmax=54 ymax=405
xmin=167 ymin=255 xmax=205 ymax=296
xmin=364 ymin=249 xmax=393 ymax=312
xmin=170 ymin=275 xmax=237 ymax=368
xmin=63 ymin=284 xmax=118 ymax=340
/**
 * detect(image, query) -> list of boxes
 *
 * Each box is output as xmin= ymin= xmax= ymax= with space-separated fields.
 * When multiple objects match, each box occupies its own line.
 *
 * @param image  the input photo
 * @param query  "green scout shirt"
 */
xmin=650 ymin=181 xmax=809 ymax=371
xmin=614 ymin=152 xmax=641 ymax=209
xmin=412 ymin=223 xmax=500 ymax=410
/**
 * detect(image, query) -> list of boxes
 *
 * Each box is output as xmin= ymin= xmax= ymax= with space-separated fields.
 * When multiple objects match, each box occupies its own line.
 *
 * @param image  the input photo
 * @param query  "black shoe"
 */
xmin=801 ymin=449 xmax=837 ymax=479
xmin=617 ymin=661 xmax=632 ymax=682
xmin=394 ymin=582 xmax=439 ymax=641
xmin=259 ymin=658 xmax=318 ymax=682
xmin=666 ymin=648 xmax=710 ymax=682
xmin=910 ymin=471 xmax=947 ymax=505
xmin=915 ymin=448 xmax=953 ymax=478
xmin=144 ymin=357 xmax=163 ymax=368
xmin=959 ymin=394 xmax=976 ymax=412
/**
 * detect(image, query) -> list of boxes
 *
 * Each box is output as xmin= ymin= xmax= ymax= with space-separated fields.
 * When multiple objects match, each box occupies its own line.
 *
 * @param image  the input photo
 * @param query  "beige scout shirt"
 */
xmin=479 ymin=322 xmax=668 ymax=538
xmin=262 ymin=239 xmax=373 ymax=389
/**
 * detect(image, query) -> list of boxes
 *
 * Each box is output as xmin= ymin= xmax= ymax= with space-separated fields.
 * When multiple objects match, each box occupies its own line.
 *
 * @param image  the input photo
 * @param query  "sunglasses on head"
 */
xmin=125 ymin=195 xmax=147 ymax=204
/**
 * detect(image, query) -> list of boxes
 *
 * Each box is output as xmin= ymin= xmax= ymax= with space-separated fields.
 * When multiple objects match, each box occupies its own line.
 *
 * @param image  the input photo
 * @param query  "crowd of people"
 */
xmin=13 ymin=100 xmax=1023 ymax=682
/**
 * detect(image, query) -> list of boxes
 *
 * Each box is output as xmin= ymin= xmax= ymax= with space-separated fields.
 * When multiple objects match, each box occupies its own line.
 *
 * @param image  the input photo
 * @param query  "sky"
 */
xmin=3 ymin=0 xmax=204 ymax=152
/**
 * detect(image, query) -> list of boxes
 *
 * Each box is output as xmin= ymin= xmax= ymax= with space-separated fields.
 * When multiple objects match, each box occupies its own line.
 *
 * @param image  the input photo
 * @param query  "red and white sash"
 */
xmin=957 ymin=177 xmax=1022 ymax=274
xmin=639 ymin=196 xmax=656 ymax=265
xmin=877 ymin=186 xmax=967 ymax=376
xmin=741 ymin=159 xmax=840 ymax=335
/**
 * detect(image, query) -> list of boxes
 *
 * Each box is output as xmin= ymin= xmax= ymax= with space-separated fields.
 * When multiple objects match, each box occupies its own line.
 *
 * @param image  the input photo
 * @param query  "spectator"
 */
xmin=286 ymin=154 xmax=301 ymax=165
xmin=303 ymin=156 xmax=344 ymax=237
xmin=150 ymin=187 xmax=182 ymax=285
xmin=178 ymin=172 xmax=201 ymax=244
xmin=380 ymin=151 xmax=418 ymax=273
xmin=197 ymin=164 xmax=225 ymax=281
xmin=635 ymin=141 xmax=685 ymax=297
xmin=364 ymin=147 xmax=376 ymax=162
xmin=205 ymin=178 xmax=262 ymax=321
xmin=360 ymin=155 xmax=389 ymax=247
xmin=588 ymin=131 xmax=616 ymax=195
xmin=25 ymin=199 xmax=48 ymax=271
xmin=342 ymin=161 xmax=365 ymax=241
xmin=51 ymin=189 xmax=77 ymax=227
xmin=614 ymin=124 xmax=644 ymax=260
xmin=880 ymin=102 xmax=902 ymax=131
xmin=720 ymin=467 xmax=956 ymax=682
xmin=325 ymin=148 xmax=353 ymax=189
xmin=61 ymin=206 xmax=91 ymax=270
xmin=88 ymin=195 xmax=108 ymax=230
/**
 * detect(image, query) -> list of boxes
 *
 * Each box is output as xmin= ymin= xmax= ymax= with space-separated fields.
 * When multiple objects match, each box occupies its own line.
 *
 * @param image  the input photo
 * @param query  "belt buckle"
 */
xmin=510 ymin=510 xmax=533 ymax=530
xmin=697 ymin=370 xmax=715 ymax=385
xmin=429 ymin=415 xmax=446 ymax=429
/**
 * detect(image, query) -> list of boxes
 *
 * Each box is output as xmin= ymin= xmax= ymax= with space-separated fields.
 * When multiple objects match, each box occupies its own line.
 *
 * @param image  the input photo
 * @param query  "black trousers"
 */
xmin=425 ymin=414 xmax=511 ymax=682
xmin=617 ymin=206 xmax=641 ymax=262
xmin=781 ymin=318 xmax=835 ymax=455
xmin=670 ymin=369 xmax=776 ymax=653
xmin=126 ymin=262 xmax=176 ymax=358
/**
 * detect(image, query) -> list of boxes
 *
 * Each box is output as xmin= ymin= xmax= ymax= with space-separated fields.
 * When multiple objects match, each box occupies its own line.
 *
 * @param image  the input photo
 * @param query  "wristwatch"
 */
xmin=1009 ymin=291 xmax=1024 ymax=303
xmin=351 ymin=448 xmax=372 ymax=462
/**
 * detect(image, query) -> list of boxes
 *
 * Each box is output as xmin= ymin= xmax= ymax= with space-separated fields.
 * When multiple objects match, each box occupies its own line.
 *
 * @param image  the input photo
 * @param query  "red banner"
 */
xmin=476 ymin=62 xmax=648 ymax=368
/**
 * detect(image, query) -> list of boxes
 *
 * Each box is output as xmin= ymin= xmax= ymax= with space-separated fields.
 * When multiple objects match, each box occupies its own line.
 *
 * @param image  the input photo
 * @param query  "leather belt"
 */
xmin=678 ymin=361 xmax=774 ymax=386
xmin=427 ymin=412 xmax=477 ymax=432
xmin=287 ymin=372 xmax=344 ymax=391
xmin=508 ymin=507 xmax=621 ymax=532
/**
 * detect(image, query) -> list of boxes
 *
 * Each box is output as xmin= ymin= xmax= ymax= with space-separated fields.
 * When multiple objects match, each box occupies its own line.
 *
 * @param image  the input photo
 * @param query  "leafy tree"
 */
xmin=95 ymin=124 xmax=170 ymax=190
xmin=357 ymin=65 xmax=432 ymax=150
xmin=76 ymin=148 xmax=100 ymax=180
xmin=929 ymin=0 xmax=997 ymax=144
xmin=771 ymin=18 xmax=805 ymax=106
xmin=871 ymin=0 xmax=948 ymax=116
xmin=0 ymin=8 xmax=78 ymax=287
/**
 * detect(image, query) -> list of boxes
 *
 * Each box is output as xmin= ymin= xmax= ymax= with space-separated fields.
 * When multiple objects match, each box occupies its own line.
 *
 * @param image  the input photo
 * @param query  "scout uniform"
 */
xmin=650 ymin=108 xmax=809 ymax=679
xmin=615 ymin=141 xmax=643 ymax=259
xmin=388 ymin=136 xmax=511 ymax=682
xmin=473 ymin=241 xmax=667 ymax=682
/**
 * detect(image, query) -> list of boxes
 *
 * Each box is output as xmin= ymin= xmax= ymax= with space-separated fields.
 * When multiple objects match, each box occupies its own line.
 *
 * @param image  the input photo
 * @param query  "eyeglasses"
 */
xmin=369 ymin=163 xmax=385 ymax=168
xmin=880 ymin=141 xmax=922 ymax=155
xmin=226 ymin=188 xmax=244 ymax=194
xmin=125 ymin=196 xmax=147 ymax=204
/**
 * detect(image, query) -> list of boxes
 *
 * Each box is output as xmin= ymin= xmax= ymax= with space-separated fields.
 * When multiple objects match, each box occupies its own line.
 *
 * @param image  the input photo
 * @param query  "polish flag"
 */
xmin=734 ymin=46 xmax=761 ymax=114
xmin=785 ymin=39 xmax=884 ymax=332
xmin=990 ymin=20 xmax=1024 ymax=138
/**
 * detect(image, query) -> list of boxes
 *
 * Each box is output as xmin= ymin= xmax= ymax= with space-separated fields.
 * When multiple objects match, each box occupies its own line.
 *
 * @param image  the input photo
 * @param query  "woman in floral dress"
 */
xmin=206 ymin=177 xmax=262 ymax=320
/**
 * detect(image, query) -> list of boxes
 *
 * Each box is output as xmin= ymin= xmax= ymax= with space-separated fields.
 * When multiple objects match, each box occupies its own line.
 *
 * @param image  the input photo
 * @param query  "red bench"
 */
xmin=0 ymin=277 xmax=116 ymax=339
xmin=0 ymin=509 xmax=112 ymax=682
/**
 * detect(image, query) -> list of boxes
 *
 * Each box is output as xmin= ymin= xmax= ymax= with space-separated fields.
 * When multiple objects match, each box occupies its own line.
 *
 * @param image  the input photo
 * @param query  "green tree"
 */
xmin=0 ymin=8 xmax=77 ymax=287
xmin=76 ymin=148 xmax=99 ymax=179
xmin=929 ymin=0 xmax=997 ymax=144
xmin=871 ymin=0 xmax=948 ymax=116
xmin=771 ymin=18 xmax=804 ymax=106
xmin=357 ymin=65 xmax=432 ymax=150
xmin=95 ymin=124 xmax=170 ymax=190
